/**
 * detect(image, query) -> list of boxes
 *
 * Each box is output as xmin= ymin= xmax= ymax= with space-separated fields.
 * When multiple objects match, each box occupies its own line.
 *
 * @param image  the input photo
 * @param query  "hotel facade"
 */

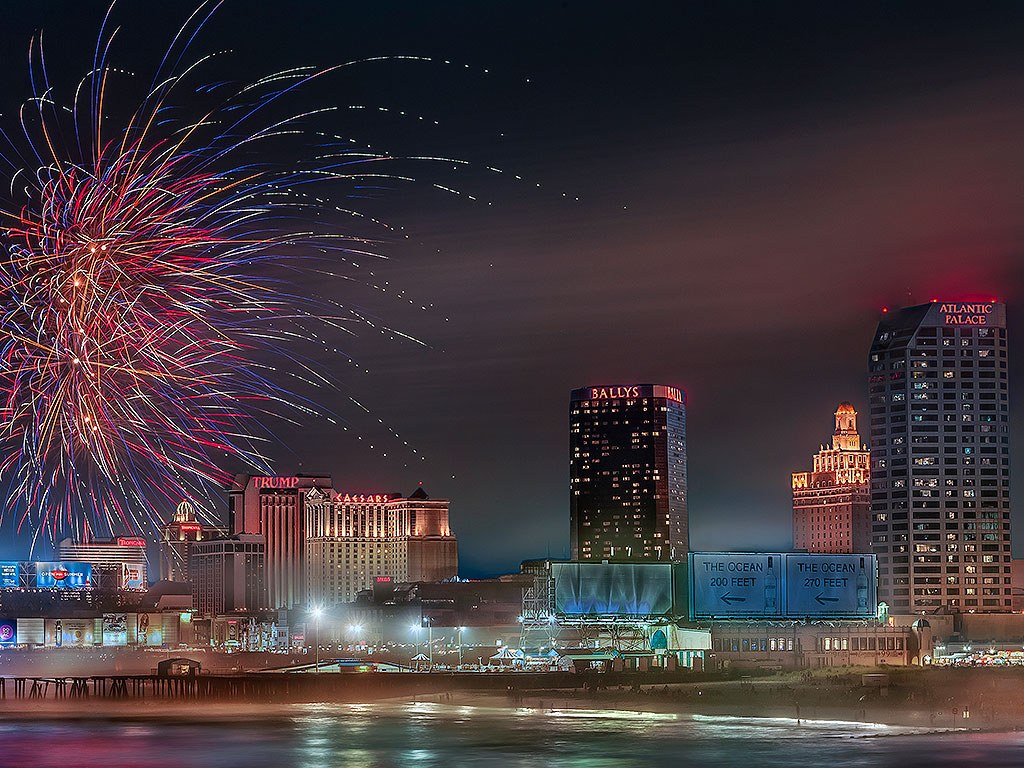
xmin=304 ymin=487 xmax=458 ymax=605
xmin=191 ymin=533 xmax=267 ymax=616
xmin=868 ymin=301 xmax=1011 ymax=613
xmin=570 ymin=384 xmax=688 ymax=562
xmin=228 ymin=473 xmax=334 ymax=609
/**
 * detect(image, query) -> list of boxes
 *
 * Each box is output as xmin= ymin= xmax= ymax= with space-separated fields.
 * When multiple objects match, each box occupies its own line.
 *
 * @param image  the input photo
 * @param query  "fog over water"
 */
xmin=2 ymin=703 xmax=1023 ymax=768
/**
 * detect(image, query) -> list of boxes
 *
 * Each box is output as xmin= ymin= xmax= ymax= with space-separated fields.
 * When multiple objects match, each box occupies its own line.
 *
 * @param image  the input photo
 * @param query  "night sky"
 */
xmin=2 ymin=2 xmax=1024 ymax=575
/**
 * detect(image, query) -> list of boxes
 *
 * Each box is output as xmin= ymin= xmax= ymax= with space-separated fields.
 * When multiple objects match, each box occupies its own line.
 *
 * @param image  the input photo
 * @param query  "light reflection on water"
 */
xmin=0 ymin=703 xmax=1022 ymax=768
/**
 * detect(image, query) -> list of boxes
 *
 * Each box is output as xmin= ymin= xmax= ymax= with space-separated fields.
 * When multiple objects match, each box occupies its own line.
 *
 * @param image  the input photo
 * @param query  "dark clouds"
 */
xmin=1 ymin=2 xmax=1023 ymax=573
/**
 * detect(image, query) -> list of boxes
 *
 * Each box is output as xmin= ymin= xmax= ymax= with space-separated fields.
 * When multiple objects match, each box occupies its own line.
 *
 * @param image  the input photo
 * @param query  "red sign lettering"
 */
xmin=940 ymin=303 xmax=994 ymax=326
xmin=254 ymin=476 xmax=300 ymax=489
xmin=588 ymin=385 xmax=683 ymax=403
xmin=116 ymin=537 xmax=147 ymax=547
xmin=660 ymin=386 xmax=683 ymax=403
xmin=590 ymin=386 xmax=640 ymax=400
xmin=331 ymin=493 xmax=390 ymax=504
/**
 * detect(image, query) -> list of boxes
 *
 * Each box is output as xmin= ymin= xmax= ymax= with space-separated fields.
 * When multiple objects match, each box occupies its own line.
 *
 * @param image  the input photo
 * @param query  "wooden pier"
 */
xmin=0 ymin=669 xmax=686 ymax=704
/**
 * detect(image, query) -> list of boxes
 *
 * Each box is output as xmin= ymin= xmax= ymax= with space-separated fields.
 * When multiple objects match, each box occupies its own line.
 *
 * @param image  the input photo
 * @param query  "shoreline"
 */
xmin=0 ymin=689 xmax=1014 ymax=737
xmin=0 ymin=667 xmax=1020 ymax=736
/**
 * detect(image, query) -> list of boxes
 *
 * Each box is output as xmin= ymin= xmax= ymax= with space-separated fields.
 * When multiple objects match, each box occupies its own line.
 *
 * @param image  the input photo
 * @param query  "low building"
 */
xmin=707 ymin=621 xmax=932 ymax=669
xmin=1012 ymin=560 xmax=1024 ymax=612
xmin=58 ymin=537 xmax=149 ymax=589
xmin=319 ymin=577 xmax=528 ymax=646
xmin=9 ymin=611 xmax=195 ymax=647
xmin=191 ymin=534 xmax=266 ymax=617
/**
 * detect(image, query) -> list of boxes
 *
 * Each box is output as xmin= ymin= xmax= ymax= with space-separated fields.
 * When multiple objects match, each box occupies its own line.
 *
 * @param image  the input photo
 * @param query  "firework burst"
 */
xmin=0 ymin=3 xmax=412 ymax=545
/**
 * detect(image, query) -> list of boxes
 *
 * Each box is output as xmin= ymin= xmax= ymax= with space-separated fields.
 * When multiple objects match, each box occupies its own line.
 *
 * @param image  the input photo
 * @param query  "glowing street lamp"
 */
xmin=457 ymin=626 xmax=466 ymax=669
xmin=310 ymin=606 xmax=324 ymax=673
xmin=348 ymin=624 xmax=364 ymax=649
xmin=423 ymin=616 xmax=434 ymax=670
xmin=410 ymin=623 xmax=422 ymax=667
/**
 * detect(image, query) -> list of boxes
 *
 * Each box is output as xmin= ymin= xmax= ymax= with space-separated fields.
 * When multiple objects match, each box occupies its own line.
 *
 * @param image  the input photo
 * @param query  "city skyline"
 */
xmin=0 ymin=7 xmax=1021 ymax=764
xmin=0 ymin=3 xmax=1021 ymax=579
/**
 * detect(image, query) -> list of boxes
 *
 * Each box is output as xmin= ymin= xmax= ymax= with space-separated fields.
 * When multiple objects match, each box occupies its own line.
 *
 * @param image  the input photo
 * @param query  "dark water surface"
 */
xmin=1 ymin=703 xmax=1023 ymax=767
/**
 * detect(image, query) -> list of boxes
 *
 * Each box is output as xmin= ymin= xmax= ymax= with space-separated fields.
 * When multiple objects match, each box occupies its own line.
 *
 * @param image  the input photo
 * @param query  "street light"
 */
xmin=348 ymin=624 xmax=364 ymax=651
xmin=310 ymin=606 xmax=324 ymax=673
xmin=410 ymin=623 xmax=422 ymax=666
xmin=423 ymin=616 xmax=434 ymax=670
xmin=457 ymin=626 xmax=466 ymax=669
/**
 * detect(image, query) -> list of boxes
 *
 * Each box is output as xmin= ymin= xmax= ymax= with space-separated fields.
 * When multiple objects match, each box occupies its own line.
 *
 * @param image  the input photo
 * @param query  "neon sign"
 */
xmin=939 ymin=303 xmax=995 ymax=326
xmin=116 ymin=537 xmax=147 ymax=547
xmin=332 ymin=493 xmax=392 ymax=504
xmin=254 ymin=476 xmax=299 ymax=489
xmin=588 ymin=385 xmax=684 ymax=403
xmin=657 ymin=386 xmax=684 ymax=403
xmin=179 ymin=523 xmax=202 ymax=532
xmin=590 ymin=386 xmax=640 ymax=400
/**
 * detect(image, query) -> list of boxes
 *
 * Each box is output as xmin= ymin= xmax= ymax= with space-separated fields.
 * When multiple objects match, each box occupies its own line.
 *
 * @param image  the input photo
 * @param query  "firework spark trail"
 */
xmin=0 ymin=3 xmax=415 ymax=546
xmin=0 ymin=3 xmax=577 ymax=549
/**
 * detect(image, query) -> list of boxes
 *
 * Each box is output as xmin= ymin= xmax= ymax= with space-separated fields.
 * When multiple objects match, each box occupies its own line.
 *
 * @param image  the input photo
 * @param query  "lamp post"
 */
xmin=311 ymin=606 xmax=324 ymax=673
xmin=410 ymin=623 xmax=421 ymax=667
xmin=458 ymin=626 xmax=466 ymax=669
xmin=423 ymin=616 xmax=433 ymax=670
xmin=348 ymin=624 xmax=363 ymax=651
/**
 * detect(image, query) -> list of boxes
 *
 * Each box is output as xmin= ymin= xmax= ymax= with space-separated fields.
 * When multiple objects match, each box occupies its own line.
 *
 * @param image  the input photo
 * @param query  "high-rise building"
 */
xmin=569 ymin=384 xmax=688 ymax=562
xmin=159 ymin=500 xmax=226 ymax=582
xmin=58 ymin=536 xmax=149 ymax=590
xmin=305 ymin=486 xmax=458 ymax=605
xmin=191 ymin=533 xmax=266 ymax=617
xmin=868 ymin=301 xmax=1011 ymax=613
xmin=228 ymin=474 xmax=333 ymax=609
xmin=792 ymin=403 xmax=871 ymax=554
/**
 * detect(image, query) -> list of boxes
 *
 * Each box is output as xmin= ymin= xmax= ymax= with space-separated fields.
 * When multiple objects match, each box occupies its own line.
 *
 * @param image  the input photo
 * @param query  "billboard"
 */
xmin=689 ymin=553 xmax=877 ymax=620
xmin=45 ymin=618 xmax=94 ymax=647
xmin=784 ymin=554 xmax=876 ymax=618
xmin=121 ymin=563 xmax=145 ymax=590
xmin=137 ymin=613 xmax=158 ymax=646
xmin=35 ymin=562 xmax=93 ymax=589
xmin=0 ymin=620 xmax=16 ymax=645
xmin=102 ymin=614 xmax=128 ymax=647
xmin=553 ymin=562 xmax=685 ymax=617
xmin=689 ymin=553 xmax=781 ymax=619
xmin=0 ymin=562 xmax=19 ymax=588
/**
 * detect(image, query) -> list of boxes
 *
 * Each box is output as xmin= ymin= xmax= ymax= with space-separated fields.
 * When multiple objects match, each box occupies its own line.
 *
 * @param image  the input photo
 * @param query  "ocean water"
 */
xmin=0 ymin=703 xmax=1022 ymax=768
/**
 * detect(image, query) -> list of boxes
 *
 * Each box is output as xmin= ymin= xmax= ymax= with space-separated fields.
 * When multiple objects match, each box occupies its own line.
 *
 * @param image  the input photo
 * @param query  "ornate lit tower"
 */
xmin=159 ymin=500 xmax=225 ymax=583
xmin=833 ymin=402 xmax=863 ymax=453
xmin=792 ymin=403 xmax=871 ymax=554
